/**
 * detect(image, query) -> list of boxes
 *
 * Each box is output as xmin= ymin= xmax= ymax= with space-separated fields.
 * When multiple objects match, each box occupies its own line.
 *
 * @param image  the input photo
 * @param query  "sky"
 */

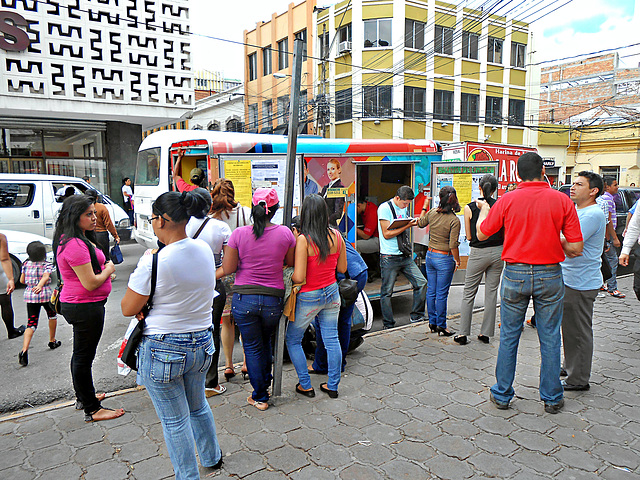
xmin=190 ymin=0 xmax=640 ymax=80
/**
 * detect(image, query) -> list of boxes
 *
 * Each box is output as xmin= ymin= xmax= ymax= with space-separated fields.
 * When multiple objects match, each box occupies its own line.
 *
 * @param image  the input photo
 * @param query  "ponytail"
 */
xmin=479 ymin=174 xmax=498 ymax=200
xmin=251 ymin=202 xmax=279 ymax=239
xmin=153 ymin=188 xmax=211 ymax=222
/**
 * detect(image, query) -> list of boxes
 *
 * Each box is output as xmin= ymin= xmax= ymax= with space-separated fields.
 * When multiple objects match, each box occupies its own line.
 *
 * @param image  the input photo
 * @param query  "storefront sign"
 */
xmin=543 ymin=157 xmax=555 ymax=168
xmin=0 ymin=11 xmax=30 ymax=52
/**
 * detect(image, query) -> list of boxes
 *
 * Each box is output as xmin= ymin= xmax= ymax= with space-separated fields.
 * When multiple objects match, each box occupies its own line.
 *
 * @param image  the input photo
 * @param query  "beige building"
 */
xmin=314 ymin=0 xmax=537 ymax=145
xmin=244 ymin=1 xmax=316 ymax=135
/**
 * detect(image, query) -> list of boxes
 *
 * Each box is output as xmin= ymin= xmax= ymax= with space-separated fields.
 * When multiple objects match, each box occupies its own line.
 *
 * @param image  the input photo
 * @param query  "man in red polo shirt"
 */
xmin=476 ymin=152 xmax=583 ymax=414
xmin=356 ymin=199 xmax=380 ymax=254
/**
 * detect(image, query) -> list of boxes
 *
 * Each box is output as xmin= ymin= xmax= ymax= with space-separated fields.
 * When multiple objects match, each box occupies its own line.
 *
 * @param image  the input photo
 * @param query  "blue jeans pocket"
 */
xmin=502 ymin=274 xmax=525 ymax=302
xmin=150 ymin=349 xmax=186 ymax=383
xmin=200 ymin=340 xmax=215 ymax=373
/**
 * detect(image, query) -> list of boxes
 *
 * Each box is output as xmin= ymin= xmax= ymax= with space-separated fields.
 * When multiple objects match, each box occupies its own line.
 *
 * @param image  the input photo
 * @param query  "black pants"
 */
xmin=60 ymin=300 xmax=106 ymax=415
xmin=95 ymin=231 xmax=110 ymax=261
xmin=26 ymin=302 xmax=56 ymax=329
xmin=205 ymin=281 xmax=226 ymax=388
xmin=0 ymin=293 xmax=17 ymax=336
xmin=634 ymin=251 xmax=640 ymax=301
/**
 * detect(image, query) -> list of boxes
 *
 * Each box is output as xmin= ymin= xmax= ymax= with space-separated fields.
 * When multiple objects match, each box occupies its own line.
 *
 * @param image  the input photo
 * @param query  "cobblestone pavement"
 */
xmin=1 ymin=276 xmax=638 ymax=479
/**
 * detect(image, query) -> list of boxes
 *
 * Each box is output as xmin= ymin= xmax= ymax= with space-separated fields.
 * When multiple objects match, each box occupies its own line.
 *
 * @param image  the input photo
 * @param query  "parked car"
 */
xmin=0 ymin=174 xmax=131 ymax=241
xmin=0 ymin=229 xmax=55 ymax=287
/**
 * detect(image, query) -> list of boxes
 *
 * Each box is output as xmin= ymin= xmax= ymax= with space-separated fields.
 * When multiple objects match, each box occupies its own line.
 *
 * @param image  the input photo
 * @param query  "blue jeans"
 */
xmin=313 ymin=270 xmax=367 ymax=373
xmin=231 ymin=293 xmax=283 ymax=402
xmin=380 ymin=254 xmax=427 ymax=328
xmin=491 ymin=263 xmax=564 ymax=405
xmin=425 ymin=251 xmax=456 ymax=328
xmin=286 ymin=283 xmax=341 ymax=391
xmin=603 ymin=244 xmax=619 ymax=291
xmin=137 ymin=329 xmax=222 ymax=480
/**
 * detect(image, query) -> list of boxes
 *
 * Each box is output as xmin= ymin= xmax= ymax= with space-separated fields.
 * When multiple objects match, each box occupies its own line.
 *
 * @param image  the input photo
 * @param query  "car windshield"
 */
xmin=135 ymin=147 xmax=161 ymax=186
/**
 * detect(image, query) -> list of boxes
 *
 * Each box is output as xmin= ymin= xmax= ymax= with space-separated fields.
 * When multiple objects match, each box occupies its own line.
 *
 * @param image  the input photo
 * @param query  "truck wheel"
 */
xmin=10 ymin=256 xmax=21 ymax=287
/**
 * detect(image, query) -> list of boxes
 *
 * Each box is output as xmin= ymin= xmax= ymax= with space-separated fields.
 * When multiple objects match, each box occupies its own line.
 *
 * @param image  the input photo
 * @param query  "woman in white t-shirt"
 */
xmin=122 ymin=189 xmax=223 ymax=478
xmin=121 ymin=177 xmax=134 ymax=224
xmin=185 ymin=192 xmax=232 ymax=397
xmin=210 ymin=178 xmax=252 ymax=381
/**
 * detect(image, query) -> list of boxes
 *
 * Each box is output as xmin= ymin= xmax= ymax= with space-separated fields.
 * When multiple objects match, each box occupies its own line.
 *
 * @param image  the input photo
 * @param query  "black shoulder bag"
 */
xmin=387 ymin=200 xmax=412 ymax=257
xmin=121 ymin=252 xmax=158 ymax=371
xmin=336 ymin=234 xmax=358 ymax=308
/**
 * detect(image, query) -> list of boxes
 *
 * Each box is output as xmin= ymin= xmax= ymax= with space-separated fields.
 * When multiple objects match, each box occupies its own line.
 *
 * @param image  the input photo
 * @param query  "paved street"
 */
xmin=1 ymin=275 xmax=638 ymax=479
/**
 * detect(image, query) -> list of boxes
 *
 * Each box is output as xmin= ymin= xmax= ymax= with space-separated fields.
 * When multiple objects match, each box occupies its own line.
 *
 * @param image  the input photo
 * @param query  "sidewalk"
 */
xmin=1 ymin=276 xmax=638 ymax=479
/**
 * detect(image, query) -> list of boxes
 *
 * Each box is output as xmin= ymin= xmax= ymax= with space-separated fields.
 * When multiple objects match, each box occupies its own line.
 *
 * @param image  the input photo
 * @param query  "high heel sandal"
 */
xmin=437 ymin=326 xmax=455 ymax=337
xmin=224 ymin=367 xmax=236 ymax=381
xmin=477 ymin=335 xmax=490 ymax=344
xmin=429 ymin=324 xmax=438 ymax=333
xmin=453 ymin=335 xmax=468 ymax=345
xmin=241 ymin=365 xmax=248 ymax=380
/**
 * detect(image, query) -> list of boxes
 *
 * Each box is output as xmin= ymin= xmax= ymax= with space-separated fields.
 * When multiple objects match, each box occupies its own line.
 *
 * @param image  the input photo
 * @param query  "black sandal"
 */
xmin=84 ymin=407 xmax=125 ymax=423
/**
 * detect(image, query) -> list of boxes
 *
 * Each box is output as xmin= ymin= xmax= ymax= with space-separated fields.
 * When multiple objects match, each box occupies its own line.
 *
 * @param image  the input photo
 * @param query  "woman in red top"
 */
xmin=285 ymin=195 xmax=347 ymax=398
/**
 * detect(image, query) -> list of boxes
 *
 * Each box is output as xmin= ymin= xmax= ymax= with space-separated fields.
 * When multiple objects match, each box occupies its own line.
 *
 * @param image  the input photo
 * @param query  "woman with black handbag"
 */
xmin=122 ymin=189 xmax=223 ymax=479
xmin=54 ymin=195 xmax=123 ymax=422
xmin=285 ymin=195 xmax=347 ymax=399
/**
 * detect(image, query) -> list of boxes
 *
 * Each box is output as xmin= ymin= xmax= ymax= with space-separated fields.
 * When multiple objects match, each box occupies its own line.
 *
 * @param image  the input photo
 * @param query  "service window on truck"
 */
xmin=136 ymin=148 xmax=161 ymax=186
xmin=0 ymin=183 xmax=34 ymax=207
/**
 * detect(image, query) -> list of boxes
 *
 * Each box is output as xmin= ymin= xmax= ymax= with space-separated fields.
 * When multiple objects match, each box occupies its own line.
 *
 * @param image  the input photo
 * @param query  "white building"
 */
xmin=0 ymin=0 xmax=192 ymax=201
xmin=190 ymin=84 xmax=245 ymax=133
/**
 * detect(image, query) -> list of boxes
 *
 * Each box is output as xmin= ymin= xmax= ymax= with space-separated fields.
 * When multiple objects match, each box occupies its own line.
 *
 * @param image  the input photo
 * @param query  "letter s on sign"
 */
xmin=0 ymin=11 xmax=30 ymax=52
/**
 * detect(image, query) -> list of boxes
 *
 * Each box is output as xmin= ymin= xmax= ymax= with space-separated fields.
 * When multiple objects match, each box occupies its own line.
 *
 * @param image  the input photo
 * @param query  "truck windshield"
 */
xmin=135 ymin=147 xmax=161 ymax=186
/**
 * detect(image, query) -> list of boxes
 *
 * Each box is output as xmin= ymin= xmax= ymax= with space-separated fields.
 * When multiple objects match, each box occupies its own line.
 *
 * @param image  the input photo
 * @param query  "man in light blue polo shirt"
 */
xmin=377 ymin=185 xmax=426 ymax=329
xmin=560 ymin=171 xmax=606 ymax=391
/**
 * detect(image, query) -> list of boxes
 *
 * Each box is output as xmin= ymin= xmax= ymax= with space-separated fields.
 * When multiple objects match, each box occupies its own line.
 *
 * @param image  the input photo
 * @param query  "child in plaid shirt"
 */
xmin=18 ymin=241 xmax=61 ymax=367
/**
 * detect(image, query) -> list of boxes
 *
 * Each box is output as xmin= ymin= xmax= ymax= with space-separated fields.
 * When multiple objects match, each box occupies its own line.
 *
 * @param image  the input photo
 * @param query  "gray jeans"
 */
xmin=459 ymin=245 xmax=504 ymax=337
xmin=356 ymin=236 xmax=379 ymax=254
xmin=561 ymin=286 xmax=598 ymax=386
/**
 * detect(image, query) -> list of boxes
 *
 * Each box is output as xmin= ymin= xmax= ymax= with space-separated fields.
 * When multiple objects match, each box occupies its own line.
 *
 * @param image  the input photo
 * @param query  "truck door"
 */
xmin=0 ymin=181 xmax=45 ymax=236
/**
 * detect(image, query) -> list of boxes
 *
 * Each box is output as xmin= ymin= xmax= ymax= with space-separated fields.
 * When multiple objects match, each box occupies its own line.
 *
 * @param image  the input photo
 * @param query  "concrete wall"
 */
xmin=106 ymin=122 xmax=143 ymax=207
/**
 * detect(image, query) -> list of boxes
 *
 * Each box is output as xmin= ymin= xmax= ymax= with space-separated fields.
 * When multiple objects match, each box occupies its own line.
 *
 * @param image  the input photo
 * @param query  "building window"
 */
xmin=338 ymin=24 xmax=352 ymax=43
xmin=277 ymin=38 xmax=289 ymax=70
xmin=487 ymin=37 xmax=503 ymax=64
xmin=319 ymin=32 xmax=329 ymax=58
xmin=485 ymin=96 xmax=502 ymax=125
xmin=277 ymin=95 xmax=289 ymax=125
xmin=208 ymin=121 xmax=221 ymax=131
xmin=299 ymin=90 xmax=308 ymax=120
xmin=262 ymin=47 xmax=272 ymax=76
xmin=405 ymin=19 xmax=425 ymax=50
xmin=511 ymin=42 xmax=526 ymax=68
xmin=262 ymin=99 xmax=273 ymax=124
xmin=295 ymin=29 xmax=308 ymax=59
xmin=433 ymin=90 xmax=454 ymax=121
xmin=335 ymin=89 xmax=352 ymax=121
xmin=434 ymin=25 xmax=453 ymax=55
xmin=226 ymin=118 xmax=243 ymax=132
xmin=248 ymin=53 xmax=257 ymax=81
xmin=363 ymin=85 xmax=392 ymax=118
xmin=461 ymin=93 xmax=479 ymax=123
xmin=600 ymin=167 xmax=620 ymax=185
xmin=248 ymin=104 xmax=258 ymax=128
xmin=508 ymin=98 xmax=525 ymax=126
xmin=462 ymin=31 xmax=478 ymax=60
xmin=364 ymin=19 xmax=392 ymax=48
xmin=404 ymin=86 xmax=426 ymax=118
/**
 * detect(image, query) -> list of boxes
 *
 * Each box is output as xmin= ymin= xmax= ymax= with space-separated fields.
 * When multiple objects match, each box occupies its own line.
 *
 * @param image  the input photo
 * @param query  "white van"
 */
xmin=0 ymin=174 xmax=132 ymax=240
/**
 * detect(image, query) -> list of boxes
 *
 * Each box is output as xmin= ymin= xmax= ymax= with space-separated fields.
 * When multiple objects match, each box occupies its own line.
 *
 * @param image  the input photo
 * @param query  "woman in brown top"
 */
xmin=418 ymin=186 xmax=461 ymax=336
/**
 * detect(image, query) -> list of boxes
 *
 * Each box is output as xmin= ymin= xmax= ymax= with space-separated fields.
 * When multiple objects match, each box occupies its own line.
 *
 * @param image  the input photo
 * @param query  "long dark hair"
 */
xmin=252 ymin=203 xmax=279 ymax=239
xmin=479 ymin=174 xmax=498 ymax=200
xmin=153 ymin=189 xmax=211 ymax=222
xmin=299 ymin=194 xmax=334 ymax=261
xmin=53 ymin=195 xmax=101 ymax=274
xmin=437 ymin=186 xmax=461 ymax=214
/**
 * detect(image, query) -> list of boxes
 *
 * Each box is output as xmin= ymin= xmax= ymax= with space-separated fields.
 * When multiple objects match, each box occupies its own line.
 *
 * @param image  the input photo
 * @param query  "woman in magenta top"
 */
xmin=54 ymin=195 xmax=124 ymax=423
xmin=286 ymin=194 xmax=347 ymax=399
xmin=222 ymin=188 xmax=296 ymax=411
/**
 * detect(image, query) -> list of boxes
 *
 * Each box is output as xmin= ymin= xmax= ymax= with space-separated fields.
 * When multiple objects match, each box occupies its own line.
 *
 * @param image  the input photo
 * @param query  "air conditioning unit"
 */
xmin=338 ymin=41 xmax=352 ymax=54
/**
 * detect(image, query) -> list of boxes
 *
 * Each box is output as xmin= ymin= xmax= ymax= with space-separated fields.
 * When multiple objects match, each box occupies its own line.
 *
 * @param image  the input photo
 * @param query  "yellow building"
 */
xmin=315 ymin=0 xmax=535 ymax=145
xmin=538 ymin=107 xmax=640 ymax=187
xmin=244 ymin=1 xmax=316 ymax=135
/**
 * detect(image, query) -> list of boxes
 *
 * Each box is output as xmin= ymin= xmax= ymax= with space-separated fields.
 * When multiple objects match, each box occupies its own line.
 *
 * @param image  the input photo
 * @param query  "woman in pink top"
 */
xmin=286 ymin=194 xmax=347 ymax=399
xmin=222 ymin=188 xmax=295 ymax=410
xmin=54 ymin=195 xmax=124 ymax=423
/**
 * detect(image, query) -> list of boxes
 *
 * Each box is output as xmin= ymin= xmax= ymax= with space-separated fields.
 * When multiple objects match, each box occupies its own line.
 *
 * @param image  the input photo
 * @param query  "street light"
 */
xmin=273 ymin=73 xmax=288 ymax=79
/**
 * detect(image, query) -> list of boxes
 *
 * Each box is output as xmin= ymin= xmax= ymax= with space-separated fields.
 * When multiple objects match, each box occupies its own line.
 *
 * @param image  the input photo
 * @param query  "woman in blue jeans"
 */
xmin=122 ymin=189 xmax=222 ymax=479
xmin=286 ymin=195 xmax=347 ymax=398
xmin=418 ymin=186 xmax=461 ymax=336
xmin=222 ymin=188 xmax=296 ymax=411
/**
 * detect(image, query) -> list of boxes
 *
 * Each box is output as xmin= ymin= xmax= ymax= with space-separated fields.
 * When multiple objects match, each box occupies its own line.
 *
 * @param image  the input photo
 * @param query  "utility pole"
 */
xmin=273 ymin=37 xmax=303 ymax=397
xmin=320 ymin=24 xmax=327 ymax=138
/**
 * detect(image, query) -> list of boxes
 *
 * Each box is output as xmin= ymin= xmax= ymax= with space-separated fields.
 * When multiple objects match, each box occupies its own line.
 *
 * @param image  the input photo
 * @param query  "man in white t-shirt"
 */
xmin=377 ymin=185 xmax=426 ymax=329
